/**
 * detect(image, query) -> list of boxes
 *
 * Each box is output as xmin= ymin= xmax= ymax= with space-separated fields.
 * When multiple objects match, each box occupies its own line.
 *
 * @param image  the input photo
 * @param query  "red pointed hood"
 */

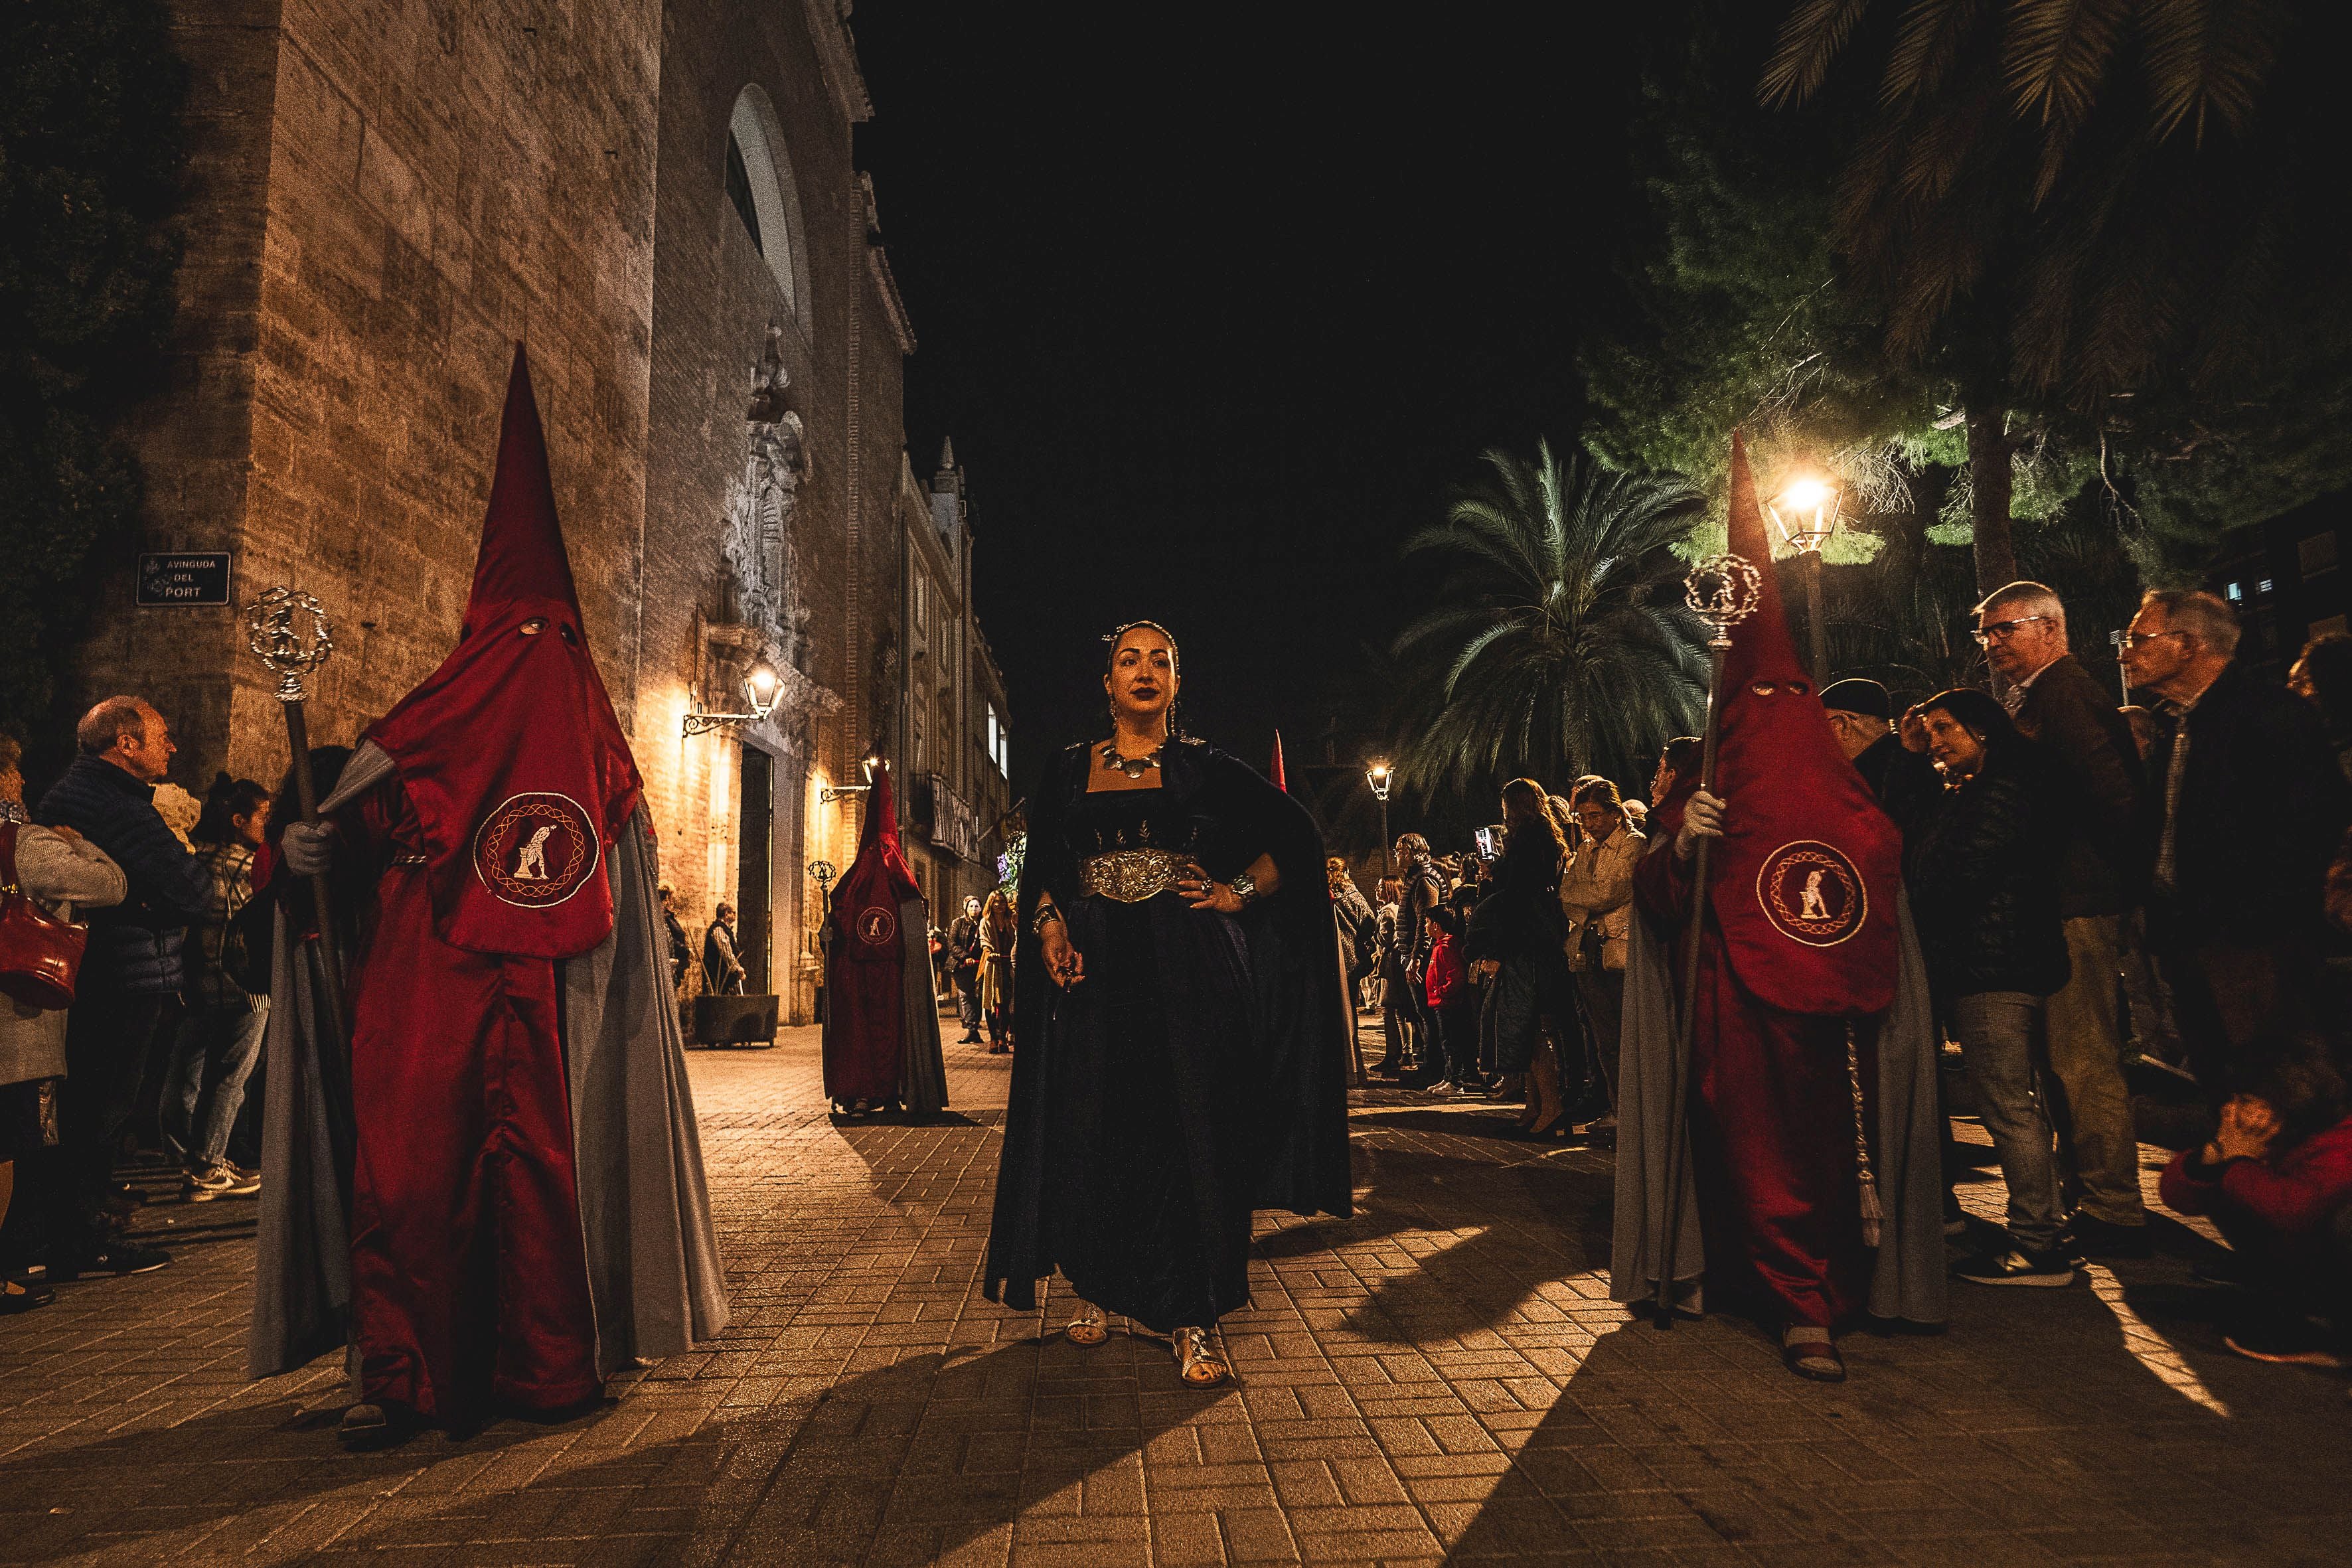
xmin=362 ymin=345 xmax=645 ymax=959
xmin=833 ymin=766 xmax=921 ymax=961
xmin=1706 ymin=433 xmax=1902 ymax=1016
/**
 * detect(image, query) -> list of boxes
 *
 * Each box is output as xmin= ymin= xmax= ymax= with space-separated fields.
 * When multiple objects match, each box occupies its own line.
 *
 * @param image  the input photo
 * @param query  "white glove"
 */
xmin=281 ymin=819 xmax=336 ymax=876
xmin=1674 ymin=790 xmax=1726 ymax=862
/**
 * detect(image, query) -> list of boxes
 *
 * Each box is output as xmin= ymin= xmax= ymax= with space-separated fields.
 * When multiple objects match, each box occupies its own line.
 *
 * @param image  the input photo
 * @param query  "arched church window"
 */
xmin=725 ymin=86 xmax=810 ymax=327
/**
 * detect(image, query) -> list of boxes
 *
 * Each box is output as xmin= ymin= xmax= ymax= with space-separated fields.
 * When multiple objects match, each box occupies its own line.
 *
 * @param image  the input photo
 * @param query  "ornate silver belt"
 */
xmin=1078 ymin=848 xmax=1189 ymax=903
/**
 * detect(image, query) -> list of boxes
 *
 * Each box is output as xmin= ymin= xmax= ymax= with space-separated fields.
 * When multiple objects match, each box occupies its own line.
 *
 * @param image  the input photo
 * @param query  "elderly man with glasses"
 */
xmin=1972 ymin=581 xmax=2157 ymax=1259
xmin=2120 ymin=589 xmax=2352 ymax=1104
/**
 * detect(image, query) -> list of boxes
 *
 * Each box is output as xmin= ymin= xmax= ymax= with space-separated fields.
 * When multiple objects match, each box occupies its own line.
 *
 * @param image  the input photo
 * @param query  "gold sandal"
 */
xmin=1063 ymin=1301 xmax=1109 ymax=1346
xmin=1172 ymin=1326 xmax=1229 ymax=1386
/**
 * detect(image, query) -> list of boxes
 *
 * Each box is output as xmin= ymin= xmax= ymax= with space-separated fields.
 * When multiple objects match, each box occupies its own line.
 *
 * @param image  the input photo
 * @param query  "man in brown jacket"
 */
xmin=1976 ymin=582 xmax=2156 ymax=1257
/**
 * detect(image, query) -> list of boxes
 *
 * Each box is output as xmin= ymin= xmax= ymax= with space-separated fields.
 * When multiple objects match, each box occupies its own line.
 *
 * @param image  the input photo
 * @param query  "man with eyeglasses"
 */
xmin=1973 ymin=581 xmax=2156 ymax=1258
xmin=2118 ymin=589 xmax=2351 ymax=1102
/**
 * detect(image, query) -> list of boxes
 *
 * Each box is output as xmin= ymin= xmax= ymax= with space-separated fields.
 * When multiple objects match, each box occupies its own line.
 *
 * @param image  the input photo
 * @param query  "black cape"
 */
xmin=982 ymin=738 xmax=1353 ymax=1316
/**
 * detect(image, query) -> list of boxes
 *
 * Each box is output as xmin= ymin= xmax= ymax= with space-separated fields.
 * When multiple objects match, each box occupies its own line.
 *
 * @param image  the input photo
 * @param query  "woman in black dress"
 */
xmin=983 ymin=622 xmax=1352 ymax=1385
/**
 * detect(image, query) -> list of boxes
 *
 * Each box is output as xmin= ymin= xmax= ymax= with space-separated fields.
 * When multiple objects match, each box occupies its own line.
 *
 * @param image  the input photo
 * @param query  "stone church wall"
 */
xmin=63 ymin=0 xmax=920 ymax=1028
xmin=78 ymin=0 xmax=663 ymax=799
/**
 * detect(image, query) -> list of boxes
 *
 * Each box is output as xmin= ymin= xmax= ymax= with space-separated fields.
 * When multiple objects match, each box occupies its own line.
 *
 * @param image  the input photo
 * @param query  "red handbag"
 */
xmin=0 ymin=822 xmax=90 ymax=1010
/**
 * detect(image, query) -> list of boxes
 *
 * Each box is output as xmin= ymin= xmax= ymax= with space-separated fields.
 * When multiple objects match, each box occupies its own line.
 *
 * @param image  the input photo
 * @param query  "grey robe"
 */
xmin=248 ymin=742 xmax=730 ymax=1380
xmin=1610 ymin=874 xmax=1947 ymax=1327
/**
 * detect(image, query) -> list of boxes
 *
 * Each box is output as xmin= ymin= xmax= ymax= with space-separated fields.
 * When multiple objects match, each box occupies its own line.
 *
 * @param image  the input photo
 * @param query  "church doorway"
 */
xmin=736 ymin=744 xmax=773 ymax=994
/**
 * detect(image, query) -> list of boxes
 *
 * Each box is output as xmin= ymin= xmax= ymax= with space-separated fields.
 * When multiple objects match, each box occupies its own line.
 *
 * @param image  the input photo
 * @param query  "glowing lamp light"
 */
xmin=1364 ymin=760 xmax=1393 ymax=802
xmin=684 ymin=653 xmax=785 ymax=736
xmin=744 ymin=659 xmax=780 ymax=716
xmin=1764 ymin=469 xmax=1844 ymax=556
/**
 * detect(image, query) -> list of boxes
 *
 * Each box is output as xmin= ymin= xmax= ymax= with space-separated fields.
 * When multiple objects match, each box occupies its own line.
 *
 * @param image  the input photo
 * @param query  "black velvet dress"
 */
xmin=983 ymin=738 xmax=1353 ymax=1334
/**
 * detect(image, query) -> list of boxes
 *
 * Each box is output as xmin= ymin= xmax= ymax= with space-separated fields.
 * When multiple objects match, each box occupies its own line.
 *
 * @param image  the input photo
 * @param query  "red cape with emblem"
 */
xmin=823 ymin=766 xmax=935 ymax=1103
xmin=1706 ymin=434 xmax=1902 ymax=1016
xmin=362 ymin=345 xmax=645 ymax=959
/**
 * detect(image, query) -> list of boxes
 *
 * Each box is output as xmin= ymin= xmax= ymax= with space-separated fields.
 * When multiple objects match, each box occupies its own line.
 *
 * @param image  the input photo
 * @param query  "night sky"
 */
xmin=856 ymin=5 xmax=1650 ymax=830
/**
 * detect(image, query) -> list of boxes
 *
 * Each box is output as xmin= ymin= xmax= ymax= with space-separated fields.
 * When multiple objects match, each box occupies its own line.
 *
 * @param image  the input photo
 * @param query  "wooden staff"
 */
xmin=1653 ymin=553 xmax=1760 ymax=1330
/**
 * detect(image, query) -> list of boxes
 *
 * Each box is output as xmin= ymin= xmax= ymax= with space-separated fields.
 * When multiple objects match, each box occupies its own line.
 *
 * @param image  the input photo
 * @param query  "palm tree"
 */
xmin=1391 ymin=443 xmax=1711 ymax=804
xmin=1759 ymin=0 xmax=2315 ymax=595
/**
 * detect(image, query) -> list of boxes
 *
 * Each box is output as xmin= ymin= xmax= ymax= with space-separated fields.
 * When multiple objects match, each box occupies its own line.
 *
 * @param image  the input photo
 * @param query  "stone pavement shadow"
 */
xmin=1259 ymin=1140 xmax=1616 ymax=1348
xmin=1438 ymin=1261 xmax=2352 ymax=1561
xmin=0 ymin=1338 xmax=1200 ymax=1566
xmin=0 ymin=1390 xmax=550 ymax=1563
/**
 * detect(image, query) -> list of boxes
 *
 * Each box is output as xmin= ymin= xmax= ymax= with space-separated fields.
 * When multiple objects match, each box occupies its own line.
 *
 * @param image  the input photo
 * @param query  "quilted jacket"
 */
xmin=1902 ymin=734 xmax=2072 ymax=1002
xmin=37 ymin=755 xmax=212 ymax=995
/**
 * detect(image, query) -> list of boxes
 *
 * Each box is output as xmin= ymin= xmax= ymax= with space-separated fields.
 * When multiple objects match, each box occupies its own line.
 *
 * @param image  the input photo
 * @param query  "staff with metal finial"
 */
xmin=246 ymin=588 xmax=352 ymax=1049
xmin=1652 ymin=551 xmax=1763 ymax=1329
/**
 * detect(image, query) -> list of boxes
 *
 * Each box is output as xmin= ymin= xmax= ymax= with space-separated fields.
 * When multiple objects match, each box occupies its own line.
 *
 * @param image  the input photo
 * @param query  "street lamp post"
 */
xmin=1764 ymin=471 xmax=1844 ymax=684
xmin=1365 ymin=760 xmax=1393 ymax=874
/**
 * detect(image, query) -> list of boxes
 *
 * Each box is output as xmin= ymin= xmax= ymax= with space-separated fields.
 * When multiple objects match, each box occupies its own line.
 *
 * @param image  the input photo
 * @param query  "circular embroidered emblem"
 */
xmin=473 ymin=793 xmax=601 ymax=909
xmin=1755 ymin=840 xmax=1866 ymax=948
xmin=854 ymin=905 xmax=898 ymax=947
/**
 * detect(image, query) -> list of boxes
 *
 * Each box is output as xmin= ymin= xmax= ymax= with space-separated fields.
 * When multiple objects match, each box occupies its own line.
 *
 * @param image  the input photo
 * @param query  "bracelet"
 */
xmin=1032 ymin=905 xmax=1065 ymax=938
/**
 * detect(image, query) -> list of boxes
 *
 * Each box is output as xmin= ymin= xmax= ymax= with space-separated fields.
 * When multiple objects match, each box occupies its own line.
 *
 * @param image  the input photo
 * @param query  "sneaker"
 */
xmin=1953 ymin=1246 xmax=2077 ymax=1287
xmin=51 ymin=1243 xmax=172 ymax=1280
xmin=183 ymin=1166 xmax=234 ymax=1203
xmin=2223 ymin=1316 xmax=2348 ymax=1369
xmin=2069 ymin=1215 xmax=2154 ymax=1259
xmin=216 ymin=1164 xmax=262 ymax=1197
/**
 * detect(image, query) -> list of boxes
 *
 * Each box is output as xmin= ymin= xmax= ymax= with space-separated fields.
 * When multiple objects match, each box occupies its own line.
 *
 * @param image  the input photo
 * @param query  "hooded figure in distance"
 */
xmin=251 ymin=347 xmax=728 ymax=1441
xmin=821 ymin=764 xmax=949 ymax=1115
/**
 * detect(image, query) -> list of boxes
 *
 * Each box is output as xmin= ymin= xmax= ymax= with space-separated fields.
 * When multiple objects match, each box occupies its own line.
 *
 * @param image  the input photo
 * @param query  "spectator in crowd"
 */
xmin=161 ymin=775 xmax=270 ymax=1205
xmin=2120 ymin=589 xmax=2352 ymax=1097
xmin=1822 ymin=677 xmax=1937 ymax=815
xmin=1466 ymin=780 xmax=1577 ymax=1138
xmin=1560 ymin=778 xmax=1643 ymax=1121
xmin=2157 ymin=1036 xmax=2352 ymax=1368
xmin=1906 ymin=690 xmax=2077 ymax=1285
xmin=977 ymin=888 xmax=1016 ymax=1052
xmin=1432 ymin=875 xmax=1489 ymax=1096
xmin=1384 ymin=834 xmax=1443 ymax=1080
xmin=35 ymin=697 xmax=211 ymax=1279
xmin=2289 ymin=631 xmax=2352 ymax=784
xmin=1327 ymin=858 xmax=1377 ymax=996
xmin=1421 ymin=894 xmax=1469 ymax=1095
xmin=659 ymin=885 xmax=692 ymax=990
xmin=0 ymin=732 xmax=127 ymax=1313
xmin=1652 ymin=734 xmax=1703 ymax=811
xmin=1976 ymin=580 xmax=2154 ymax=1257
xmin=1622 ymin=798 xmax=1650 ymax=838
xmin=1373 ymin=876 xmax=1403 ymax=1051
xmin=702 ymin=901 xmax=746 ymax=996
xmin=949 ymin=896 xmax=983 ymax=1043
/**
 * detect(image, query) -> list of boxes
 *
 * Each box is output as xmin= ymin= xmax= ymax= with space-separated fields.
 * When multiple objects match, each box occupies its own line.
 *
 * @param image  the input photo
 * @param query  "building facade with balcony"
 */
xmin=886 ymin=442 xmax=1013 ymax=929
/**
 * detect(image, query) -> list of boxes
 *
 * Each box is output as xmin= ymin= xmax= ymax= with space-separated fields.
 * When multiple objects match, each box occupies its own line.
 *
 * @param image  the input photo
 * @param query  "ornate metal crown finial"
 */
xmin=807 ymin=859 xmax=838 ymax=896
xmin=245 ymin=587 xmax=335 ymax=704
xmin=1683 ymin=552 xmax=1763 ymax=649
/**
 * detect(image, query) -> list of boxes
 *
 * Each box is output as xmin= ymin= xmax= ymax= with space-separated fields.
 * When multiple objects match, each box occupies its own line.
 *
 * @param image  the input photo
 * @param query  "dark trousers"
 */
xmin=1438 ymin=997 xmax=1482 ymax=1083
xmin=50 ymin=990 xmax=177 ymax=1257
xmin=1574 ymin=969 xmax=1626 ymax=1109
xmin=1389 ymin=975 xmax=1435 ymax=1076
xmin=2169 ymin=940 xmax=2323 ymax=1105
xmin=954 ymin=970 xmax=980 ymax=1032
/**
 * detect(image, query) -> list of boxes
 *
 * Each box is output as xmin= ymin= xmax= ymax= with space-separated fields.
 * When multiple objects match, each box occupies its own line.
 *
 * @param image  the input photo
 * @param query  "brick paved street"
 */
xmin=4 ymin=1018 xmax=2351 ymax=1566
